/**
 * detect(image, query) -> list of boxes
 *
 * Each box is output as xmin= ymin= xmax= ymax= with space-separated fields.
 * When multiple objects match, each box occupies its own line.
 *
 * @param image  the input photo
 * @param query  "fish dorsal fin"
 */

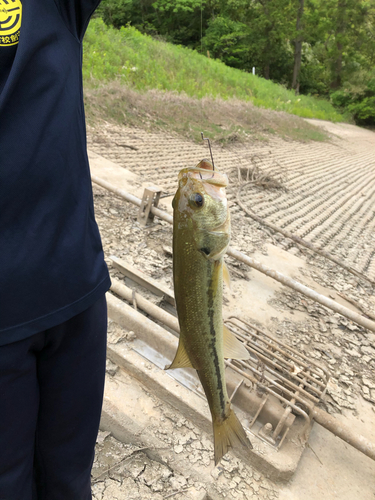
xmin=223 ymin=262 xmax=231 ymax=290
xmin=166 ymin=337 xmax=195 ymax=370
xmin=223 ymin=325 xmax=250 ymax=360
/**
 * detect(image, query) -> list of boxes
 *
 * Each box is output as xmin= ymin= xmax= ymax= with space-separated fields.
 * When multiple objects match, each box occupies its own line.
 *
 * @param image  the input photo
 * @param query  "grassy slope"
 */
xmin=83 ymin=19 xmax=347 ymax=142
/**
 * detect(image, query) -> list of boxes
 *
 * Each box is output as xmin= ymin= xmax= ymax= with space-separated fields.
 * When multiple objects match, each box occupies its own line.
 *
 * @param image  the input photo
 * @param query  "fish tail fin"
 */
xmin=213 ymin=410 xmax=253 ymax=465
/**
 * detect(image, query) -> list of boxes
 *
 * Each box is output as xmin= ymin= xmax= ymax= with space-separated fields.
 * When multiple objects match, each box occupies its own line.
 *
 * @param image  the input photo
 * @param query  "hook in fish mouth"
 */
xmin=197 ymin=157 xmax=215 ymax=179
xmin=200 ymin=135 xmax=215 ymax=172
xmin=179 ymin=167 xmax=228 ymax=188
xmin=196 ymin=159 xmax=214 ymax=171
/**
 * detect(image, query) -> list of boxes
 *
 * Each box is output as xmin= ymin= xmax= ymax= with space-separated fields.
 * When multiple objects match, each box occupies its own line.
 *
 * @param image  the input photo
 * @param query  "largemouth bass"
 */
xmin=168 ymin=159 xmax=252 ymax=464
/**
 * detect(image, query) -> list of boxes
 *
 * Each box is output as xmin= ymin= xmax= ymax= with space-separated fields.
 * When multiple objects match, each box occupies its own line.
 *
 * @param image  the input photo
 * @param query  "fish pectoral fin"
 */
xmin=223 ymin=325 xmax=250 ymax=360
xmin=166 ymin=338 xmax=195 ymax=370
xmin=223 ymin=262 xmax=231 ymax=290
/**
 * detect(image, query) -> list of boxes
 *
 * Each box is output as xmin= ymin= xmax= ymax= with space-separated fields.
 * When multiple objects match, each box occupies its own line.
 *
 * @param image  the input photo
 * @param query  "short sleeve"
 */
xmin=54 ymin=0 xmax=102 ymax=41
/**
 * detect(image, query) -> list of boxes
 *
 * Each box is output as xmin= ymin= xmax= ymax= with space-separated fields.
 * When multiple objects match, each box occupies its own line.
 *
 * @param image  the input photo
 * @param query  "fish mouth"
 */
xmin=178 ymin=167 xmax=228 ymax=188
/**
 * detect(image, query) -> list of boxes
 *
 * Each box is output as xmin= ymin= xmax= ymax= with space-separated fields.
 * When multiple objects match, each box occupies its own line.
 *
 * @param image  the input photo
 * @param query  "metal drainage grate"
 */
xmin=225 ymin=316 xmax=330 ymax=449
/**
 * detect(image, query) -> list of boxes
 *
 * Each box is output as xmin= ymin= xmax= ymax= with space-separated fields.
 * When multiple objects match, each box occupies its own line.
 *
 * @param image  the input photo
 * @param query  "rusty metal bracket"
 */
xmin=137 ymin=186 xmax=162 ymax=226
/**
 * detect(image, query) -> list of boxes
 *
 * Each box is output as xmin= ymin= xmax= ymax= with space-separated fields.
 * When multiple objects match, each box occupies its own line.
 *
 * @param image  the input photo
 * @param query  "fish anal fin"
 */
xmin=223 ymin=262 xmax=231 ymax=290
xmin=223 ymin=325 xmax=250 ymax=360
xmin=213 ymin=409 xmax=252 ymax=465
xmin=166 ymin=338 xmax=194 ymax=370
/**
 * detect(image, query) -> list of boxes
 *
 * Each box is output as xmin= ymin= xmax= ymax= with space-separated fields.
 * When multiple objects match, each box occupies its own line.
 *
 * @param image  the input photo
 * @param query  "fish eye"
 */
xmin=189 ymin=193 xmax=204 ymax=209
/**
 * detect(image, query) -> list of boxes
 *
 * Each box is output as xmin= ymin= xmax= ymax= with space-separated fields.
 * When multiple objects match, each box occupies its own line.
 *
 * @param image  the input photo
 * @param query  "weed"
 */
xmin=84 ymin=83 xmax=330 ymax=143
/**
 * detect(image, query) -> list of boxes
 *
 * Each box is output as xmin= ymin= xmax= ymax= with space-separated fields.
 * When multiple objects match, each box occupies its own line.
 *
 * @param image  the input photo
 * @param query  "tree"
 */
xmin=313 ymin=0 xmax=372 ymax=89
xmin=98 ymin=0 xmax=215 ymax=47
xmin=292 ymin=0 xmax=304 ymax=93
xmin=203 ymin=0 xmax=295 ymax=81
xmin=201 ymin=16 xmax=252 ymax=69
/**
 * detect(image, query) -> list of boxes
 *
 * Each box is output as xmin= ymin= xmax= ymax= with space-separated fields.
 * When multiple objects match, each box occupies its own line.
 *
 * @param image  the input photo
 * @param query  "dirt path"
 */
xmin=88 ymin=120 xmax=375 ymax=499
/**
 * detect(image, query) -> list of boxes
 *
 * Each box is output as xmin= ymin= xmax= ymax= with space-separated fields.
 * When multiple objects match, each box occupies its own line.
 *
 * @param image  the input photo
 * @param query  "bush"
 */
xmin=331 ymin=71 xmax=375 ymax=125
xmin=348 ymin=96 xmax=375 ymax=124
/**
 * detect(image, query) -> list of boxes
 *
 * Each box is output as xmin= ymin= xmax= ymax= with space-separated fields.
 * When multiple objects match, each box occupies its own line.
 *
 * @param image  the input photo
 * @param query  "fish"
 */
xmin=168 ymin=159 xmax=252 ymax=464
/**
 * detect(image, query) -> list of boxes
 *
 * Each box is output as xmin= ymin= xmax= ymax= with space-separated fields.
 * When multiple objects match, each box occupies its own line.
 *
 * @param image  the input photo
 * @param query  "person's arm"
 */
xmin=53 ymin=0 xmax=102 ymax=41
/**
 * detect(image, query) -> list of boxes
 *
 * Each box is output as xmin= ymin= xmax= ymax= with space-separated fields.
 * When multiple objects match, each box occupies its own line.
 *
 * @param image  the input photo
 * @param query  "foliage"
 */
xmin=201 ymin=13 xmax=294 ymax=84
xmin=96 ymin=0 xmax=212 ymax=46
xmin=83 ymin=18 xmax=345 ymax=123
xmin=330 ymin=70 xmax=375 ymax=124
xmin=201 ymin=16 xmax=251 ymax=69
xmin=96 ymin=0 xmax=375 ymax=125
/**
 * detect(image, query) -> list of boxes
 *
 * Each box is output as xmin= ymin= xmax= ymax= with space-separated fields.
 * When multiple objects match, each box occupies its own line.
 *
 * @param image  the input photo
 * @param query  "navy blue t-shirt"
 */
xmin=0 ymin=0 xmax=111 ymax=345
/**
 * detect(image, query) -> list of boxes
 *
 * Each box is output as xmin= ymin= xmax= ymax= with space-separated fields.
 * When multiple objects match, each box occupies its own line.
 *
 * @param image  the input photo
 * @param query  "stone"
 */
xmin=362 ymin=377 xmax=375 ymax=389
xmin=345 ymin=348 xmax=360 ymax=358
xmin=361 ymin=345 xmax=375 ymax=356
xmin=211 ymin=468 xmax=222 ymax=480
xmin=96 ymin=430 xmax=111 ymax=444
xmin=106 ymin=359 xmax=119 ymax=377
xmin=170 ymin=476 xmax=187 ymax=490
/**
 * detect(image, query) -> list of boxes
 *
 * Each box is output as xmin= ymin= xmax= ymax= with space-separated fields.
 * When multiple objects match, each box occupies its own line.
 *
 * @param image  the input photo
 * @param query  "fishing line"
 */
xmin=200 ymin=0 xmax=203 ymax=58
xmin=201 ymin=132 xmax=215 ymax=169
xmin=200 ymin=0 xmax=204 ymax=140
xmin=199 ymin=0 xmax=215 ymax=173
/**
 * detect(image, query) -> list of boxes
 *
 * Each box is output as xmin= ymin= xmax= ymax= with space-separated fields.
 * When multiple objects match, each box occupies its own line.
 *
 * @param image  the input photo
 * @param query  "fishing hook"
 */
xmin=201 ymin=132 xmax=215 ymax=172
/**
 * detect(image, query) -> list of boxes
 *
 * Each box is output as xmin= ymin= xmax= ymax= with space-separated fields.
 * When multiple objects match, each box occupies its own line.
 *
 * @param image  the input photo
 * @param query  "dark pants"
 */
xmin=0 ymin=295 xmax=107 ymax=500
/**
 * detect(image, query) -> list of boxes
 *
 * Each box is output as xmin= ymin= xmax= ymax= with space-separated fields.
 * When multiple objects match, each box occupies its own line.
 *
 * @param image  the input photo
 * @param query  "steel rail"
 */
xmin=228 ymin=247 xmax=375 ymax=333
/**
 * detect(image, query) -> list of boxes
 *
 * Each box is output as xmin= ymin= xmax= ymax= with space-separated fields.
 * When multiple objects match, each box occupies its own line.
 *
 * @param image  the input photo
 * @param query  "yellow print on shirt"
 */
xmin=0 ymin=0 xmax=22 ymax=46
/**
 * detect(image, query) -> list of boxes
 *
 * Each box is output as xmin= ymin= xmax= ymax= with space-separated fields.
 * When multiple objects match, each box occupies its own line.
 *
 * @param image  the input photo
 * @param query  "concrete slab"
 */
xmin=224 ymin=241 xmax=362 ymax=333
xmin=100 ymin=365 xmax=279 ymax=499
xmin=101 ymin=334 xmax=375 ymax=499
xmin=100 ymin=381 xmax=215 ymax=500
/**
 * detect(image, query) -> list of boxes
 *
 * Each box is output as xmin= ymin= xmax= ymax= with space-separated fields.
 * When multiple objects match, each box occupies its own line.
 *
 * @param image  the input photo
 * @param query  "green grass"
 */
xmin=83 ymin=18 xmax=346 ymax=124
